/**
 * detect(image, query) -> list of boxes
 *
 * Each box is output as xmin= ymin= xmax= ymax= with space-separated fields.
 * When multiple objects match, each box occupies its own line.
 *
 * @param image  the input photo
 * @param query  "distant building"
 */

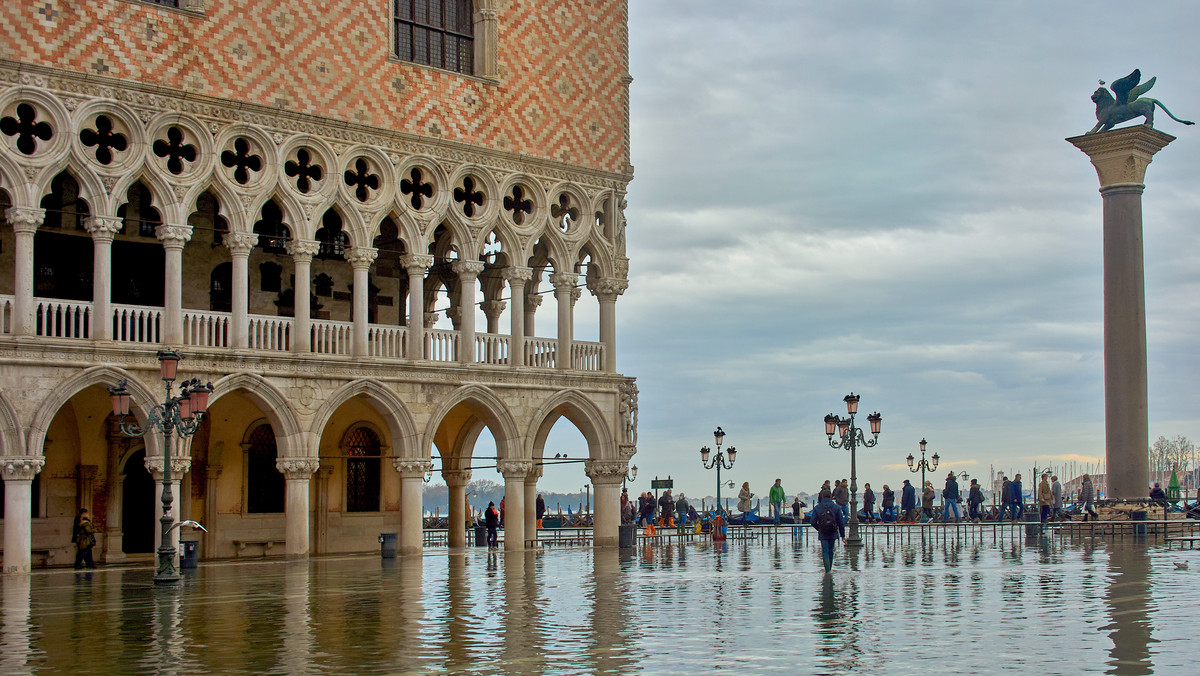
xmin=1 ymin=0 xmax=635 ymax=572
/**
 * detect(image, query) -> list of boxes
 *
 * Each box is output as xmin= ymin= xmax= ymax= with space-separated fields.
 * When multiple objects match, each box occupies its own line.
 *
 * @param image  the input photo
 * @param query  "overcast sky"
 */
xmin=532 ymin=1 xmax=1200 ymax=498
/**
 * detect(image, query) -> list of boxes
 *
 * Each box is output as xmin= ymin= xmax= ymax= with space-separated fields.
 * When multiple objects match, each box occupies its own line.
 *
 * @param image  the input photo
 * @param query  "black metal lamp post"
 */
xmin=108 ymin=350 xmax=212 ymax=584
xmin=623 ymin=464 xmax=637 ymax=491
xmin=825 ymin=394 xmax=882 ymax=547
xmin=906 ymin=438 xmax=940 ymax=492
xmin=700 ymin=426 xmax=736 ymax=517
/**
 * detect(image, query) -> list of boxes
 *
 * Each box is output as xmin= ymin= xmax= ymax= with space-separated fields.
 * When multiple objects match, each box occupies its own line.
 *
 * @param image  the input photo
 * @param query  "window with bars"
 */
xmin=142 ymin=0 xmax=181 ymax=7
xmin=246 ymin=424 xmax=285 ymax=513
xmin=345 ymin=427 xmax=382 ymax=513
xmin=394 ymin=0 xmax=474 ymax=75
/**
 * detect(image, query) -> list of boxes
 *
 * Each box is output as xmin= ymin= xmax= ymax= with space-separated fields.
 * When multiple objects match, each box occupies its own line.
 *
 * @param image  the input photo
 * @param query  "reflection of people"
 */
xmin=485 ymin=502 xmax=500 ymax=549
xmin=737 ymin=482 xmax=754 ymax=514
xmin=769 ymin=479 xmax=785 ymax=525
xmin=72 ymin=508 xmax=96 ymax=569
xmin=810 ymin=489 xmax=846 ymax=574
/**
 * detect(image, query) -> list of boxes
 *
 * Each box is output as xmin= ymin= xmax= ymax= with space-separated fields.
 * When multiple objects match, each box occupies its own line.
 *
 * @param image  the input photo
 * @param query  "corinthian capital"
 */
xmin=145 ymin=455 xmax=193 ymax=478
xmin=393 ymin=458 xmax=434 ymax=477
xmin=451 ymin=259 xmax=486 ymax=280
xmin=156 ymin=224 xmax=194 ymax=248
xmin=584 ymin=460 xmax=629 ymax=484
xmin=588 ymin=277 xmax=629 ymax=301
xmin=548 ymin=271 xmax=578 ymax=291
xmin=287 ymin=239 xmax=321 ymax=261
xmin=346 ymin=246 xmax=378 ymax=269
xmin=224 ymin=232 xmax=259 ymax=256
xmin=84 ymin=215 xmax=122 ymax=241
xmin=501 ymin=266 xmax=534 ymax=284
xmin=5 ymin=206 xmax=45 ymax=234
xmin=276 ymin=458 xmax=321 ymax=479
xmin=0 ymin=456 xmax=46 ymax=480
xmin=399 ymin=253 xmax=434 ymax=273
xmin=496 ymin=459 xmax=535 ymax=479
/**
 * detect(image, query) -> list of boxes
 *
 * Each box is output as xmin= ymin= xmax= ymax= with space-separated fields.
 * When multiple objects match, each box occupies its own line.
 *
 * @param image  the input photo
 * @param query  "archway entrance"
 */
xmin=121 ymin=449 xmax=155 ymax=554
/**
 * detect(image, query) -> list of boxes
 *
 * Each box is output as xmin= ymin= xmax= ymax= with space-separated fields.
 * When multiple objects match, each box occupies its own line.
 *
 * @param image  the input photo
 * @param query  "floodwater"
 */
xmin=2 ymin=533 xmax=1197 ymax=675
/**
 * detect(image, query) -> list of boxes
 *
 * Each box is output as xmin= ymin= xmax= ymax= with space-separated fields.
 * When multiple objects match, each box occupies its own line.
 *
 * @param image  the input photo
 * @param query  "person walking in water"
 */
xmin=484 ymin=501 xmax=500 ymax=549
xmin=999 ymin=475 xmax=1012 ymax=521
xmin=72 ymin=508 xmax=96 ymax=569
xmin=1010 ymin=474 xmax=1025 ymax=520
xmin=901 ymin=480 xmax=917 ymax=523
xmin=659 ymin=489 xmax=675 ymax=528
xmin=921 ymin=481 xmax=935 ymax=522
xmin=1051 ymin=475 xmax=1064 ymax=521
xmin=536 ymin=494 xmax=546 ymax=530
xmin=675 ymin=492 xmax=689 ymax=526
xmin=1038 ymin=474 xmax=1053 ymax=522
xmin=942 ymin=473 xmax=961 ymax=523
xmin=833 ymin=480 xmax=850 ymax=521
xmin=810 ymin=488 xmax=846 ymax=574
xmin=881 ymin=484 xmax=895 ymax=522
xmin=862 ymin=483 xmax=876 ymax=523
xmin=769 ymin=478 xmax=786 ymax=526
xmin=737 ymin=482 xmax=754 ymax=516
xmin=1080 ymin=474 xmax=1098 ymax=521
xmin=968 ymin=479 xmax=984 ymax=522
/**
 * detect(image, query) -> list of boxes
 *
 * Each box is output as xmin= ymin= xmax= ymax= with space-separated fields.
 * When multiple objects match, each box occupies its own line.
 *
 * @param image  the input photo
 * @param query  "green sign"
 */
xmin=651 ymin=479 xmax=673 ymax=490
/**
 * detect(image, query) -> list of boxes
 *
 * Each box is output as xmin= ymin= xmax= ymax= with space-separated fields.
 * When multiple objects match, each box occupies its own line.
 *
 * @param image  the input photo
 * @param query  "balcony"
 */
xmin=0 ymin=295 xmax=605 ymax=371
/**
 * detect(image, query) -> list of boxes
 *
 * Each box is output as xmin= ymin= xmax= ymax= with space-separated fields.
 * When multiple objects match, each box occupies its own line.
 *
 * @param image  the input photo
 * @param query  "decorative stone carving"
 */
xmin=84 ymin=215 xmax=122 ymax=241
xmin=442 ymin=469 xmax=472 ymax=485
xmin=0 ymin=456 xmax=46 ymax=480
xmin=155 ymin=224 xmax=193 ymax=248
xmin=399 ymin=253 xmax=434 ymax=273
xmin=548 ymin=271 xmax=578 ymax=291
xmin=619 ymin=380 xmax=638 ymax=445
xmin=6 ymin=207 xmax=45 ymax=234
xmin=451 ymin=259 xmax=485 ymax=280
xmin=286 ymin=239 xmax=320 ymax=261
xmin=145 ymin=455 xmax=192 ymax=478
xmin=496 ymin=460 xmax=535 ymax=478
xmin=424 ymin=312 xmax=439 ymax=328
xmin=481 ymin=300 xmax=507 ymax=319
xmin=345 ymin=246 xmax=378 ymax=269
xmin=588 ymin=277 xmax=629 ymax=301
xmin=525 ymin=294 xmax=544 ymax=309
xmin=501 ymin=266 xmax=534 ymax=284
xmin=524 ymin=464 xmax=544 ymax=482
xmin=276 ymin=458 xmax=321 ymax=479
xmin=584 ymin=459 xmax=629 ymax=484
xmin=393 ymin=458 xmax=434 ymax=476
xmin=224 ymin=232 xmax=258 ymax=256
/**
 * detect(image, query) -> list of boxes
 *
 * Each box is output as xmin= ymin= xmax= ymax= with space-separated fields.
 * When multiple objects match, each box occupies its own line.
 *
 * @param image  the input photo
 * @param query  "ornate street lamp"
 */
xmin=109 ymin=350 xmax=212 ymax=584
xmin=623 ymin=463 xmax=638 ymax=491
xmin=825 ymin=394 xmax=882 ymax=547
xmin=700 ymin=426 xmax=736 ymax=516
xmin=905 ymin=437 xmax=940 ymax=491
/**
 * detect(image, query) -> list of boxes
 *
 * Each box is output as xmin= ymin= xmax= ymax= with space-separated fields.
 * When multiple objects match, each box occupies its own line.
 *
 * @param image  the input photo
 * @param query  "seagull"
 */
xmin=168 ymin=520 xmax=208 ymax=533
xmin=1174 ymin=561 xmax=1188 ymax=570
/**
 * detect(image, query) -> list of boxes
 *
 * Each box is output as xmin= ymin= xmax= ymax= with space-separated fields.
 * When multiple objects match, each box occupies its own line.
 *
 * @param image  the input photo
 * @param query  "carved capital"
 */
xmin=287 ymin=239 xmax=321 ymax=262
xmin=451 ymin=259 xmax=486 ymax=280
xmin=224 ymin=232 xmax=258 ymax=256
xmin=393 ymin=458 xmax=434 ymax=477
xmin=145 ymin=455 xmax=192 ymax=478
xmin=481 ymin=299 xmax=507 ymax=319
xmin=442 ymin=469 xmax=473 ymax=486
xmin=156 ymin=224 xmax=193 ymax=249
xmin=6 ymin=207 xmax=45 ymax=235
xmin=1067 ymin=126 xmax=1175 ymax=188
xmin=524 ymin=464 xmax=544 ymax=482
xmin=1 ymin=456 xmax=45 ymax=481
xmin=496 ymin=459 xmax=534 ymax=479
xmin=424 ymin=311 xmax=440 ymax=328
xmin=588 ymin=277 xmax=629 ymax=301
xmin=584 ymin=460 xmax=630 ymax=484
xmin=618 ymin=443 xmax=637 ymax=464
xmin=570 ymin=287 xmax=582 ymax=305
xmin=84 ymin=215 xmax=122 ymax=241
xmin=525 ymin=294 xmax=544 ymax=310
xmin=276 ymin=458 xmax=321 ymax=480
xmin=549 ymin=271 xmax=578 ymax=292
xmin=399 ymin=253 xmax=434 ymax=274
xmin=346 ymin=246 xmax=378 ymax=269
xmin=501 ymin=266 xmax=534 ymax=285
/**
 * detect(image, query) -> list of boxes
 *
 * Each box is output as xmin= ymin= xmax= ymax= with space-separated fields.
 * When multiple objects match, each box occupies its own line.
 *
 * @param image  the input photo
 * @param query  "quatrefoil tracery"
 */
xmin=79 ymin=115 xmax=128 ymax=165
xmin=152 ymin=126 xmax=198 ymax=175
xmin=550 ymin=193 xmax=579 ymax=233
xmin=0 ymin=103 xmax=53 ymax=155
xmin=453 ymin=176 xmax=485 ymax=218
xmin=504 ymin=185 xmax=533 ymax=225
xmin=343 ymin=158 xmax=381 ymax=202
xmin=284 ymin=148 xmax=323 ymax=194
xmin=220 ymin=138 xmax=263 ymax=185
xmin=400 ymin=167 xmax=434 ymax=209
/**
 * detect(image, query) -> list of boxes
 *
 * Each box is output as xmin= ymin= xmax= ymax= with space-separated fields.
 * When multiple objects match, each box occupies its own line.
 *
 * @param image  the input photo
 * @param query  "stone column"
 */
xmin=146 ymin=454 xmax=191 ymax=566
xmin=497 ymin=460 xmax=532 ymax=551
xmin=203 ymin=464 xmax=222 ymax=557
xmin=287 ymin=239 xmax=320 ymax=353
xmin=2 ymin=457 xmax=45 ymax=574
xmin=549 ymin=272 xmax=578 ymax=370
xmin=524 ymin=292 xmax=541 ymax=341
xmin=480 ymin=300 xmax=506 ymax=363
xmin=393 ymin=458 xmax=433 ymax=555
xmin=84 ymin=216 xmax=121 ymax=341
xmin=1068 ymin=126 xmax=1175 ymax=499
xmin=523 ymin=466 xmax=542 ymax=547
xmin=452 ymin=260 xmax=485 ymax=363
xmin=400 ymin=254 xmax=433 ymax=360
xmin=6 ymin=207 xmax=44 ymax=336
xmin=502 ymin=267 xmax=532 ymax=367
xmin=584 ymin=460 xmax=626 ymax=548
xmin=76 ymin=465 xmax=98 ymax=515
xmin=277 ymin=458 xmax=320 ymax=558
xmin=157 ymin=224 xmax=193 ymax=345
xmin=589 ymin=277 xmax=628 ymax=374
xmin=224 ymin=233 xmax=258 ymax=349
xmin=473 ymin=5 xmax=498 ymax=79
xmin=314 ymin=467 xmax=333 ymax=554
xmin=444 ymin=469 xmax=472 ymax=548
xmin=347 ymin=247 xmax=378 ymax=358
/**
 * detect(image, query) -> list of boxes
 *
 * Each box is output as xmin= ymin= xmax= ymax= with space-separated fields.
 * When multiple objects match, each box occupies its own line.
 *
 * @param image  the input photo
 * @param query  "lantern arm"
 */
xmin=856 ymin=428 xmax=879 ymax=448
xmin=115 ymin=402 xmax=168 ymax=439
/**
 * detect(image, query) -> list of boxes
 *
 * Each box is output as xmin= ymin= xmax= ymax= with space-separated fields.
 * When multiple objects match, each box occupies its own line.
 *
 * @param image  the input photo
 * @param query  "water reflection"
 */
xmin=2 ymin=538 xmax=1194 ymax=673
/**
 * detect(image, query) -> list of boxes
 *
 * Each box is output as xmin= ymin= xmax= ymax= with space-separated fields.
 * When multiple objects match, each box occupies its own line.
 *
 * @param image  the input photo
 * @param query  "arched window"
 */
xmin=210 ymin=263 xmax=232 ymax=312
xmin=246 ymin=423 xmax=284 ymax=513
xmin=345 ymin=426 xmax=381 ymax=512
xmin=394 ymin=0 xmax=474 ymax=74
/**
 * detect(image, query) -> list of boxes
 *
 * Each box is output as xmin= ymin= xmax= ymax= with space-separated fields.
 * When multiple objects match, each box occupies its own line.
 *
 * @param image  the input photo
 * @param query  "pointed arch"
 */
xmin=28 ymin=366 xmax=162 ymax=458
xmin=0 ymin=390 xmax=22 ymax=456
xmin=422 ymin=384 xmax=521 ymax=460
xmin=526 ymin=389 xmax=616 ymax=462
xmin=307 ymin=379 xmax=419 ymax=458
xmin=208 ymin=373 xmax=304 ymax=457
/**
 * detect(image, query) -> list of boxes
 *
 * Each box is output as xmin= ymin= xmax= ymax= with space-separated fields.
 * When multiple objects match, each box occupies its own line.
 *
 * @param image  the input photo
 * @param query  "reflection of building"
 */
xmin=0 ymin=0 xmax=635 ymax=572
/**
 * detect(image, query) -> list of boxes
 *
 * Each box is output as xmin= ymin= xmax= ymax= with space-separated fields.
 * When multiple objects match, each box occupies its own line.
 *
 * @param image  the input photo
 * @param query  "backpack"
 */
xmin=814 ymin=507 xmax=838 ymax=535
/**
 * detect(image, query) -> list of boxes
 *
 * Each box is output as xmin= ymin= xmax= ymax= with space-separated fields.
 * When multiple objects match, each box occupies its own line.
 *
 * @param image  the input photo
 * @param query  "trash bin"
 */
xmin=474 ymin=524 xmax=486 ymax=547
xmin=1023 ymin=511 xmax=1041 ymax=538
xmin=619 ymin=523 xmax=636 ymax=548
xmin=1130 ymin=510 xmax=1147 ymax=536
xmin=379 ymin=533 xmax=398 ymax=558
xmin=180 ymin=540 xmax=199 ymax=569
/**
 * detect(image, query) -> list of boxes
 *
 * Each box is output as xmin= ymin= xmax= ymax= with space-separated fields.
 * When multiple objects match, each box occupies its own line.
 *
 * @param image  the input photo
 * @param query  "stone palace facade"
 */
xmin=0 ymin=0 xmax=635 ymax=572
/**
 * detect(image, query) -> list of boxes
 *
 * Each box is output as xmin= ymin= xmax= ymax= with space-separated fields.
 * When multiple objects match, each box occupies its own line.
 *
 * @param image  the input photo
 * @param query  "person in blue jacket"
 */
xmin=942 ymin=473 xmax=961 ymax=522
xmin=1010 ymin=474 xmax=1024 ymax=520
xmin=900 ymin=479 xmax=917 ymax=523
xmin=810 ymin=489 xmax=846 ymax=574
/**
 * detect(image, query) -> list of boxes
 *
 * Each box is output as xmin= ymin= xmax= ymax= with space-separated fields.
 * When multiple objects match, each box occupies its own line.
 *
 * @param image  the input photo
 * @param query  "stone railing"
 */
xmin=475 ymin=332 xmax=510 ymax=365
xmin=183 ymin=309 xmax=231 ymax=348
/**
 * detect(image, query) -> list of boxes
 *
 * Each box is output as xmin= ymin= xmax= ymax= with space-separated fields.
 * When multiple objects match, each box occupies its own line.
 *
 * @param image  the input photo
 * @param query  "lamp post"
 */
xmin=824 ymin=394 xmax=882 ymax=548
xmin=906 ymin=438 xmax=940 ymax=491
xmin=108 ymin=350 xmax=212 ymax=584
xmin=623 ymin=464 xmax=638 ymax=491
xmin=700 ymin=426 xmax=737 ymax=517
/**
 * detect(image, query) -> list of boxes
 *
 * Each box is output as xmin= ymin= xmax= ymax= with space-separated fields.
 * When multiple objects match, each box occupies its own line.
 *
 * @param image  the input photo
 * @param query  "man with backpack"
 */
xmin=810 ymin=488 xmax=846 ymax=574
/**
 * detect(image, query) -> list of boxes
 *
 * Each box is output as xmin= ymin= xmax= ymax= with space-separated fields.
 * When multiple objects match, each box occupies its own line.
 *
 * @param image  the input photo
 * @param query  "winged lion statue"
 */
xmin=1088 ymin=69 xmax=1194 ymax=134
